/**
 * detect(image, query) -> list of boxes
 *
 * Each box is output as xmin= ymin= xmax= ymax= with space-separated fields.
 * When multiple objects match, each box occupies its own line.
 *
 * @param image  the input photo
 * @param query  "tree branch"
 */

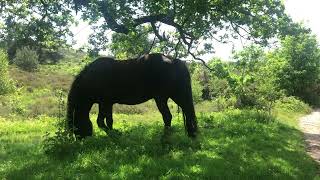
xmin=173 ymin=38 xmax=181 ymax=59
xmin=147 ymin=36 xmax=156 ymax=54
xmin=188 ymin=49 xmax=213 ymax=71
xmin=151 ymin=22 xmax=166 ymax=41
xmin=84 ymin=1 xmax=212 ymax=64
xmin=39 ymin=0 xmax=50 ymax=22
xmin=98 ymin=2 xmax=129 ymax=34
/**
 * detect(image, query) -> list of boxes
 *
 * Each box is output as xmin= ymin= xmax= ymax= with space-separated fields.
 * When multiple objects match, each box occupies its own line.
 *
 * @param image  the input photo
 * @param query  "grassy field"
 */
xmin=0 ymin=63 xmax=319 ymax=179
xmin=0 ymin=108 xmax=319 ymax=179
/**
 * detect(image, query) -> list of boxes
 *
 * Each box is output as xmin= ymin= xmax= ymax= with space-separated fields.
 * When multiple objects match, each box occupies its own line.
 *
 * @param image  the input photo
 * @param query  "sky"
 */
xmin=71 ymin=0 xmax=320 ymax=60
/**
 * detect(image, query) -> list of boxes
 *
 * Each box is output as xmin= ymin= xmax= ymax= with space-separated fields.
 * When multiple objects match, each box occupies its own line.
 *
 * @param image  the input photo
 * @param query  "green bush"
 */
xmin=191 ymin=66 xmax=205 ymax=103
xmin=13 ymin=46 xmax=39 ymax=72
xmin=274 ymin=96 xmax=311 ymax=113
xmin=0 ymin=49 xmax=15 ymax=95
xmin=195 ymin=96 xmax=236 ymax=113
xmin=276 ymin=33 xmax=320 ymax=106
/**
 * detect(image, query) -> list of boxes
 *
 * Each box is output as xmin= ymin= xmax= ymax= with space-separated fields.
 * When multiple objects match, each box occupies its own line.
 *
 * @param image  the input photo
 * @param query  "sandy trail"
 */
xmin=299 ymin=110 xmax=320 ymax=163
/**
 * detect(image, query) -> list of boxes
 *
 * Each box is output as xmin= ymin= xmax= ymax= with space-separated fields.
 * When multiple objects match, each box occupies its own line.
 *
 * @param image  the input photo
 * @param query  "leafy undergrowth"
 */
xmin=273 ymin=96 xmax=312 ymax=128
xmin=0 ymin=110 xmax=319 ymax=179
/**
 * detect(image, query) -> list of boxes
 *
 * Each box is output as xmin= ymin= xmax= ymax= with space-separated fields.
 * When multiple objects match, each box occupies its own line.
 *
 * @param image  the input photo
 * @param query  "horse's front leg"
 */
xmin=105 ymin=104 xmax=113 ymax=131
xmin=97 ymin=103 xmax=113 ymax=133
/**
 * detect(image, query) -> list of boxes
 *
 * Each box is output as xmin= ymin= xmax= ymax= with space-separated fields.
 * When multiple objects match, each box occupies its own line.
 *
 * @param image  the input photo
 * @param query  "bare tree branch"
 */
xmin=151 ymin=22 xmax=166 ymax=41
xmin=173 ymin=38 xmax=181 ymax=59
xmin=147 ymin=36 xmax=156 ymax=54
xmin=188 ymin=49 xmax=213 ymax=71
xmin=39 ymin=0 xmax=49 ymax=21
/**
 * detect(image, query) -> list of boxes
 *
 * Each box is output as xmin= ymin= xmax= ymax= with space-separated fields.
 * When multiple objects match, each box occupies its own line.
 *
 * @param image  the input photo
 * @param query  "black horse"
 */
xmin=67 ymin=53 xmax=197 ymax=139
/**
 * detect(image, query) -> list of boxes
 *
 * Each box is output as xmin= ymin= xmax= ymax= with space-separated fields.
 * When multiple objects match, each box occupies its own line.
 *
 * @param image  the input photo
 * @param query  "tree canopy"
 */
xmin=276 ymin=33 xmax=320 ymax=105
xmin=72 ymin=0 xmax=292 ymax=59
xmin=0 ymin=1 xmax=75 ymax=62
xmin=0 ymin=0 xmax=306 ymax=62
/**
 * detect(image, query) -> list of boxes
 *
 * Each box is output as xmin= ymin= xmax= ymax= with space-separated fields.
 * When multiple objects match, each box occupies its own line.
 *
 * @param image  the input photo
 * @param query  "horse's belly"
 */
xmin=113 ymin=95 xmax=151 ymax=105
xmin=108 ymin=82 xmax=156 ymax=105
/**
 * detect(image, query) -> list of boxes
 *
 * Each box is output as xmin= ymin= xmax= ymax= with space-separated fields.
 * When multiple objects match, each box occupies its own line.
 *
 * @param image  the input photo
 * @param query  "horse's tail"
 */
xmin=66 ymin=76 xmax=79 ymax=135
xmin=183 ymin=111 xmax=187 ymax=135
xmin=177 ymin=59 xmax=198 ymax=137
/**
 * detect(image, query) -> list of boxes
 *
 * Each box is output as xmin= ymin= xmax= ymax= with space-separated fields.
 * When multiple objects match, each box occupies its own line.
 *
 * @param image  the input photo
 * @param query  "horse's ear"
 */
xmin=138 ymin=54 xmax=148 ymax=61
xmin=144 ymin=54 xmax=149 ymax=60
xmin=172 ymin=57 xmax=180 ymax=64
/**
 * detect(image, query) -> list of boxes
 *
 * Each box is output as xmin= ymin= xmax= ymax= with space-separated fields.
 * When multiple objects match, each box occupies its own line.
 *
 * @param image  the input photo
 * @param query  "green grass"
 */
xmin=9 ymin=66 xmax=73 ymax=92
xmin=2 ymin=59 xmax=319 ymax=179
xmin=0 ymin=110 xmax=318 ymax=179
xmin=273 ymin=97 xmax=312 ymax=128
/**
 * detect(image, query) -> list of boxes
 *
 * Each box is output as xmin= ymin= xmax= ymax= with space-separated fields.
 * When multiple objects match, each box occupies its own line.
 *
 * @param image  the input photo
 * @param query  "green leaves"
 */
xmin=0 ymin=49 xmax=15 ymax=95
xmin=1 ymin=1 xmax=75 ymax=62
xmin=109 ymin=26 xmax=152 ymax=59
xmin=72 ymin=0 xmax=291 ymax=59
xmin=276 ymin=33 xmax=320 ymax=105
xmin=13 ymin=46 xmax=39 ymax=72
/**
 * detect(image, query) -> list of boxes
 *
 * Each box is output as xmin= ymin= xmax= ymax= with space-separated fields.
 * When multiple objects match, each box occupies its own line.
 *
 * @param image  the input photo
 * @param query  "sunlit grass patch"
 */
xmin=1 ymin=109 xmax=318 ymax=179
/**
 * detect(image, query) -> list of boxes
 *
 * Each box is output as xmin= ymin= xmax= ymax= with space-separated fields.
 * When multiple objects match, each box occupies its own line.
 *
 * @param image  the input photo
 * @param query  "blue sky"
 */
xmin=71 ymin=0 xmax=320 ymax=60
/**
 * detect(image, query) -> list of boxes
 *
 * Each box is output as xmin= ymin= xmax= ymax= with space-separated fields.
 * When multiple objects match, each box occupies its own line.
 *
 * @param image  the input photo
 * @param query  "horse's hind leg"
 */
xmin=74 ymin=103 xmax=93 ymax=139
xmin=155 ymin=98 xmax=172 ymax=128
xmin=171 ymin=93 xmax=197 ymax=137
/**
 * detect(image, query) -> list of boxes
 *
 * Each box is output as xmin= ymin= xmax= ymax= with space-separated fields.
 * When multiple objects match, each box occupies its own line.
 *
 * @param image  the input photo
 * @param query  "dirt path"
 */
xmin=299 ymin=110 xmax=320 ymax=163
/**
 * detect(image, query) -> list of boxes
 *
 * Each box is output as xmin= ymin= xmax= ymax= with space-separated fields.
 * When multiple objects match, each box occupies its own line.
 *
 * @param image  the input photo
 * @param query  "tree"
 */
xmin=72 ymin=0 xmax=292 ymax=60
xmin=189 ymin=60 xmax=232 ymax=101
xmin=207 ymin=59 xmax=232 ymax=99
xmin=109 ymin=26 xmax=154 ymax=59
xmin=0 ymin=49 xmax=14 ymax=95
xmin=225 ymin=45 xmax=284 ymax=110
xmin=190 ymin=67 xmax=204 ymax=104
xmin=0 ymin=1 xmax=75 ymax=63
xmin=276 ymin=33 xmax=320 ymax=105
xmin=228 ymin=45 xmax=265 ymax=107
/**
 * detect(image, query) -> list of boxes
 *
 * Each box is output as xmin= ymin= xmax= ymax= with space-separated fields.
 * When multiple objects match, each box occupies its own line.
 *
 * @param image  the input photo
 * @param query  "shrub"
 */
xmin=191 ymin=66 xmax=205 ymax=103
xmin=0 ymin=49 xmax=15 ymax=95
xmin=195 ymin=96 xmax=237 ymax=113
xmin=13 ymin=46 xmax=39 ymax=72
xmin=274 ymin=96 xmax=311 ymax=113
xmin=43 ymin=116 xmax=78 ymax=158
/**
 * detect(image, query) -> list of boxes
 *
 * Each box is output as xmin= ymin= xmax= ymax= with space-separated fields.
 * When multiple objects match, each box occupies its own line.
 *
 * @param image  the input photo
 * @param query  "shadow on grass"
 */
xmin=4 ymin=111 xmax=320 ymax=179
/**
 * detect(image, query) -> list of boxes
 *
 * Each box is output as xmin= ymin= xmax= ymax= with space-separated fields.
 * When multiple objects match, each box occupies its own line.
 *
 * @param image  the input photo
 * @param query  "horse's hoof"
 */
xmin=187 ymin=131 xmax=197 ymax=138
xmin=113 ymin=129 xmax=122 ymax=135
xmin=107 ymin=129 xmax=122 ymax=137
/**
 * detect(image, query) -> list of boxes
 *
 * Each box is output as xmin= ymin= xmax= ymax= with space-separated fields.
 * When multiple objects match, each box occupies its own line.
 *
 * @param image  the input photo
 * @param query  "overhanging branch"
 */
xmin=74 ymin=0 xmax=214 ymax=67
xmin=98 ymin=2 xmax=129 ymax=34
xmin=188 ymin=49 xmax=213 ymax=71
